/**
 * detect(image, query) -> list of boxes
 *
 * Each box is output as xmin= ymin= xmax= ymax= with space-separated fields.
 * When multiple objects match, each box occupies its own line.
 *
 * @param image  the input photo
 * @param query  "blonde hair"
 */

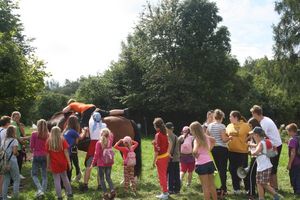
xmin=100 ymin=128 xmax=110 ymax=149
xmin=48 ymin=126 xmax=63 ymax=151
xmin=190 ymin=121 xmax=208 ymax=151
xmin=37 ymin=119 xmax=49 ymax=140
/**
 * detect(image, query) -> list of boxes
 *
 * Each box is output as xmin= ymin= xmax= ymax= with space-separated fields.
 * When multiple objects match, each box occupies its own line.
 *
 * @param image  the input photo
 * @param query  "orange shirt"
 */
xmin=69 ymin=102 xmax=95 ymax=113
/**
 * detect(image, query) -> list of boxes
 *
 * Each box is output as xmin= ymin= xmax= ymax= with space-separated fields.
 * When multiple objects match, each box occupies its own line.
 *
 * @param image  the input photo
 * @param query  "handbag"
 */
xmin=209 ymin=151 xmax=221 ymax=189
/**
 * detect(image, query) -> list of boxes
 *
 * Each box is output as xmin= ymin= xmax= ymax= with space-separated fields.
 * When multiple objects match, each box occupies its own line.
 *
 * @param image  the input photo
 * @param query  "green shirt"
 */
xmin=11 ymin=120 xmax=22 ymax=150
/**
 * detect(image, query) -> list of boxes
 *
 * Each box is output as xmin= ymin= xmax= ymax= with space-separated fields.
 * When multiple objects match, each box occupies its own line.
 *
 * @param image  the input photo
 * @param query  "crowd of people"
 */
xmin=0 ymin=104 xmax=299 ymax=200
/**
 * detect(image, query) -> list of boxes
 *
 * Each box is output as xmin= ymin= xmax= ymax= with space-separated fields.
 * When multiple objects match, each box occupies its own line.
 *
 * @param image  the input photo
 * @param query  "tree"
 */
xmin=0 ymin=0 xmax=48 ymax=120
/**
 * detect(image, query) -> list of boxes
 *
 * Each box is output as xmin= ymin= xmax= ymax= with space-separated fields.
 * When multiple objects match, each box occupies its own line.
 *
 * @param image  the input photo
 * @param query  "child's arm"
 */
xmin=64 ymin=149 xmax=72 ymax=170
xmin=90 ymin=142 xmax=99 ymax=168
xmin=221 ymin=130 xmax=232 ymax=143
xmin=287 ymin=148 xmax=296 ymax=170
xmin=30 ymin=132 xmax=35 ymax=152
xmin=46 ymin=153 xmax=51 ymax=171
xmin=113 ymin=139 xmax=123 ymax=150
xmin=251 ymin=142 xmax=263 ymax=156
xmin=131 ymin=140 xmax=139 ymax=150
xmin=153 ymin=151 xmax=158 ymax=168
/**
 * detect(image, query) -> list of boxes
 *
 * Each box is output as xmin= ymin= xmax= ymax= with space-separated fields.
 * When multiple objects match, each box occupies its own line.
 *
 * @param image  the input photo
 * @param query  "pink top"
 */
xmin=30 ymin=131 xmax=48 ymax=157
xmin=114 ymin=140 xmax=139 ymax=165
xmin=91 ymin=135 xmax=114 ymax=167
xmin=195 ymin=137 xmax=212 ymax=165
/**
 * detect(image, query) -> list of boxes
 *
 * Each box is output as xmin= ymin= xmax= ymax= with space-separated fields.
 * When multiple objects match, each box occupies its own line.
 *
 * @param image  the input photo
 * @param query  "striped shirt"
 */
xmin=207 ymin=122 xmax=227 ymax=148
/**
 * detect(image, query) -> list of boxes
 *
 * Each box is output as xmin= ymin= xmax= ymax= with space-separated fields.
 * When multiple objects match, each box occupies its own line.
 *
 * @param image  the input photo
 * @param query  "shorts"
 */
xmin=181 ymin=162 xmax=195 ymax=173
xmin=270 ymin=145 xmax=282 ymax=175
xmin=195 ymin=161 xmax=215 ymax=175
xmin=256 ymin=168 xmax=272 ymax=184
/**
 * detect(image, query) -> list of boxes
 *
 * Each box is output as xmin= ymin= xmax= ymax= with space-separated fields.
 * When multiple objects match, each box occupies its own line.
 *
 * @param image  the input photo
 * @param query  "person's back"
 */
xmin=260 ymin=116 xmax=282 ymax=147
xmin=194 ymin=137 xmax=211 ymax=165
xmin=208 ymin=122 xmax=227 ymax=147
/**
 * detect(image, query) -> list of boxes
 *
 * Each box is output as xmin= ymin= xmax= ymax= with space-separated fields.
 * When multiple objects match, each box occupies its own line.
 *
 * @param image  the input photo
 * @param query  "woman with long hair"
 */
xmin=191 ymin=121 xmax=217 ymax=200
xmin=30 ymin=119 xmax=49 ymax=197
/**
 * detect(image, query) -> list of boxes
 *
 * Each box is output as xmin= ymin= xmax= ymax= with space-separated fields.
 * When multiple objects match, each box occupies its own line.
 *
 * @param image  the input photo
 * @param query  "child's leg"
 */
xmin=208 ymin=174 xmax=217 ymax=200
xmin=10 ymin=160 xmax=20 ymax=197
xmin=174 ymin=162 xmax=181 ymax=192
xmin=104 ymin=167 xmax=114 ymax=192
xmin=156 ymin=157 xmax=169 ymax=193
xmin=128 ymin=166 xmax=136 ymax=191
xmin=31 ymin=156 xmax=43 ymax=191
xmin=199 ymin=175 xmax=210 ymax=200
xmin=41 ymin=157 xmax=48 ymax=192
xmin=72 ymin=152 xmax=81 ymax=176
xmin=98 ymin=167 xmax=107 ymax=192
xmin=168 ymin=162 xmax=175 ymax=192
xmin=52 ymin=173 xmax=63 ymax=198
xmin=60 ymin=171 xmax=72 ymax=195
xmin=257 ymin=183 xmax=265 ymax=200
xmin=124 ymin=165 xmax=130 ymax=190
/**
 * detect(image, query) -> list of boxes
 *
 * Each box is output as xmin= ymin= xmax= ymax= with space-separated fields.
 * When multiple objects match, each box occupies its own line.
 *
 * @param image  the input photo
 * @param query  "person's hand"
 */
xmin=287 ymin=164 xmax=291 ymax=171
xmin=68 ymin=162 xmax=72 ymax=170
xmin=152 ymin=161 xmax=156 ymax=169
xmin=228 ymin=136 xmax=233 ymax=141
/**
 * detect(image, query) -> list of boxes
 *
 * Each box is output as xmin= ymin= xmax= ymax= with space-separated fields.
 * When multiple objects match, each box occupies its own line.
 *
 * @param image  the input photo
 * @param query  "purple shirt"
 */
xmin=288 ymin=136 xmax=300 ymax=166
xmin=30 ymin=131 xmax=48 ymax=157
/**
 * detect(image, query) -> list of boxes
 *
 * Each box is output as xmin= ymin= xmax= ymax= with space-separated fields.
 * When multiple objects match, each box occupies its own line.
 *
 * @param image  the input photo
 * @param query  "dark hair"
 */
xmin=0 ymin=116 xmax=11 ymax=127
xmin=214 ymin=109 xmax=224 ymax=120
xmin=286 ymin=123 xmax=298 ymax=133
xmin=153 ymin=117 xmax=166 ymax=135
xmin=248 ymin=117 xmax=260 ymax=129
xmin=6 ymin=125 xmax=16 ymax=138
xmin=230 ymin=110 xmax=247 ymax=122
xmin=250 ymin=105 xmax=263 ymax=116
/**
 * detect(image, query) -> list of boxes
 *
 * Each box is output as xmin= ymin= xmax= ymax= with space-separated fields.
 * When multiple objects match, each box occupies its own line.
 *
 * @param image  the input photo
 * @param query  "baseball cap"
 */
xmin=166 ymin=122 xmax=174 ymax=129
xmin=249 ymin=126 xmax=265 ymax=137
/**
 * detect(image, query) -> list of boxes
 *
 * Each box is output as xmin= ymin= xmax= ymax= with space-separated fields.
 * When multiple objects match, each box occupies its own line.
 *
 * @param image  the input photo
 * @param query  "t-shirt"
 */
xmin=69 ymin=102 xmax=95 ymax=114
xmin=288 ymin=136 xmax=300 ymax=167
xmin=260 ymin=117 xmax=282 ymax=147
xmin=30 ymin=131 xmax=48 ymax=157
xmin=226 ymin=121 xmax=250 ymax=153
xmin=63 ymin=129 xmax=80 ymax=153
xmin=11 ymin=121 xmax=22 ymax=150
xmin=89 ymin=117 xmax=107 ymax=140
xmin=195 ymin=137 xmax=212 ymax=165
xmin=154 ymin=131 xmax=169 ymax=155
xmin=0 ymin=128 xmax=7 ymax=145
xmin=256 ymin=142 xmax=273 ymax=172
xmin=2 ymin=138 xmax=18 ymax=162
xmin=46 ymin=139 xmax=69 ymax=173
xmin=168 ymin=133 xmax=180 ymax=162
xmin=208 ymin=122 xmax=227 ymax=148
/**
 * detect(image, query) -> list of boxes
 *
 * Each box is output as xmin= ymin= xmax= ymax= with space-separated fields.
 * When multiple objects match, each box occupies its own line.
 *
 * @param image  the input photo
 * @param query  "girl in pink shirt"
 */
xmin=90 ymin=128 xmax=115 ymax=200
xmin=190 ymin=121 xmax=217 ymax=200
xmin=114 ymin=136 xmax=139 ymax=193
xmin=30 ymin=119 xmax=49 ymax=198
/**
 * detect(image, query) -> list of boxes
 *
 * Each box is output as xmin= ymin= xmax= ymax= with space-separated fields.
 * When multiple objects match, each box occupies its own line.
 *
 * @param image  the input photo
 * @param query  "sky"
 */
xmin=18 ymin=0 xmax=279 ymax=84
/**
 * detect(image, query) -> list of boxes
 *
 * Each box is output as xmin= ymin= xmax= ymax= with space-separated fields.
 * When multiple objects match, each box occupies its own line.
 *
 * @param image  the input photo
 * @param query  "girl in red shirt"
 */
xmin=114 ymin=136 xmax=139 ymax=193
xmin=152 ymin=118 xmax=169 ymax=200
xmin=46 ymin=126 xmax=72 ymax=200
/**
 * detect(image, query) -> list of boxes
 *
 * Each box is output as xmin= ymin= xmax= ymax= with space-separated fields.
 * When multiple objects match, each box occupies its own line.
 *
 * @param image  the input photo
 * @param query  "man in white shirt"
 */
xmin=250 ymin=105 xmax=282 ymax=191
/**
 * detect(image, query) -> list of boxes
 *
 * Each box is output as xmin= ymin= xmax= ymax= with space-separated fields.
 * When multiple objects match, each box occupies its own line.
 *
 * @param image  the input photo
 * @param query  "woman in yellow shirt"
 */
xmin=226 ymin=111 xmax=251 ymax=194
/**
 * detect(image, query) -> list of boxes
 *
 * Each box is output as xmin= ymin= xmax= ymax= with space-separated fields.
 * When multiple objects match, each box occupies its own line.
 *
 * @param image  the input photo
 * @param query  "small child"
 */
xmin=30 ymin=119 xmax=49 ymax=197
xmin=90 ymin=128 xmax=115 ymax=200
xmin=250 ymin=127 xmax=281 ymax=200
xmin=285 ymin=123 xmax=300 ymax=195
xmin=114 ymin=136 xmax=139 ymax=193
xmin=46 ymin=126 xmax=73 ymax=200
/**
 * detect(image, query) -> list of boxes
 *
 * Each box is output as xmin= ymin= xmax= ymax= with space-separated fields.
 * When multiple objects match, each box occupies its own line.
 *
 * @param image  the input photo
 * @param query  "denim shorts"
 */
xmin=195 ymin=161 xmax=215 ymax=175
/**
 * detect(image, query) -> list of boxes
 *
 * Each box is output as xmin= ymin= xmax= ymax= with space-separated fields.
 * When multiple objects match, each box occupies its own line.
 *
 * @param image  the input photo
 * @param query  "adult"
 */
xmin=202 ymin=110 xmax=214 ymax=133
xmin=250 ymin=105 xmax=282 ymax=191
xmin=226 ymin=111 xmax=251 ymax=194
xmin=81 ymin=112 xmax=107 ymax=191
xmin=207 ymin=109 xmax=231 ymax=196
xmin=10 ymin=111 xmax=26 ymax=179
xmin=62 ymin=99 xmax=128 ymax=128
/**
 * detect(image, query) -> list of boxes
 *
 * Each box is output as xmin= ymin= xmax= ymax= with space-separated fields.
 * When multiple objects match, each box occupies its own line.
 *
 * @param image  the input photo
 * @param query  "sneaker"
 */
xmin=67 ymin=194 xmax=73 ymax=199
xmin=156 ymin=193 xmax=169 ymax=199
xmin=36 ymin=190 xmax=44 ymax=197
xmin=19 ymin=174 xmax=26 ymax=179
xmin=79 ymin=184 xmax=88 ymax=192
xmin=186 ymin=182 xmax=191 ymax=187
xmin=73 ymin=172 xmax=82 ymax=182
xmin=110 ymin=190 xmax=116 ymax=199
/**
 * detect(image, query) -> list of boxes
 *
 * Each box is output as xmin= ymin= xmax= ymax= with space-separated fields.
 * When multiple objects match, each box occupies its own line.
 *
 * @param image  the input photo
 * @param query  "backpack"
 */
xmin=102 ymin=148 xmax=115 ymax=165
xmin=261 ymin=139 xmax=278 ymax=158
xmin=180 ymin=135 xmax=193 ymax=154
xmin=0 ymin=139 xmax=14 ymax=174
xmin=124 ymin=148 xmax=136 ymax=167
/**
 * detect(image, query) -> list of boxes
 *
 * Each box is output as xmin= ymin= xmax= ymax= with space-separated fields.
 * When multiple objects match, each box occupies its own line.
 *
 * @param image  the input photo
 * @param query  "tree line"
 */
xmin=1 ymin=0 xmax=299 ymax=133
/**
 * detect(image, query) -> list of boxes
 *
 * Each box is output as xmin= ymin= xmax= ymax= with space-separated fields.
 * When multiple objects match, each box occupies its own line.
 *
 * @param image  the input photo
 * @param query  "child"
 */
xmin=165 ymin=122 xmax=180 ymax=194
xmin=153 ymin=118 xmax=169 ymax=200
xmin=178 ymin=126 xmax=194 ymax=187
xmin=190 ymin=121 xmax=217 ymax=200
xmin=90 ymin=128 xmax=115 ymax=200
xmin=250 ymin=126 xmax=281 ymax=200
xmin=286 ymin=123 xmax=300 ymax=195
xmin=46 ymin=126 xmax=73 ymax=200
xmin=114 ymin=136 xmax=139 ymax=193
xmin=1 ymin=125 xmax=20 ymax=200
xmin=30 ymin=119 xmax=49 ymax=197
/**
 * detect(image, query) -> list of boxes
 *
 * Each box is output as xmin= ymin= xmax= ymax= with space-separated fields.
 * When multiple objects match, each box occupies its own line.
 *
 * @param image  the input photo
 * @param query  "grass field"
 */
xmin=11 ymin=129 xmax=298 ymax=199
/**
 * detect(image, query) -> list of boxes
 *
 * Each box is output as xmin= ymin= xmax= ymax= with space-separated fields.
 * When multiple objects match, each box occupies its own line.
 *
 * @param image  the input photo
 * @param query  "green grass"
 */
xmin=13 ymin=128 xmax=299 ymax=199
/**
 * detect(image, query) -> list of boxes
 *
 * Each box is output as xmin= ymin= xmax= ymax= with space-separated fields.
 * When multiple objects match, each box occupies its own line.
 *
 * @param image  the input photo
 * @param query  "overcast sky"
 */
xmin=18 ymin=0 xmax=279 ymax=84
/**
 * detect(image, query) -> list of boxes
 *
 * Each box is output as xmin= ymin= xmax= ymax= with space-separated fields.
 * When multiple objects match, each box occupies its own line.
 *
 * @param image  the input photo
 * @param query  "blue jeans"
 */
xmin=31 ymin=156 xmax=48 ymax=192
xmin=289 ymin=165 xmax=300 ymax=194
xmin=2 ymin=159 xmax=20 ymax=200
xmin=98 ymin=167 xmax=114 ymax=193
